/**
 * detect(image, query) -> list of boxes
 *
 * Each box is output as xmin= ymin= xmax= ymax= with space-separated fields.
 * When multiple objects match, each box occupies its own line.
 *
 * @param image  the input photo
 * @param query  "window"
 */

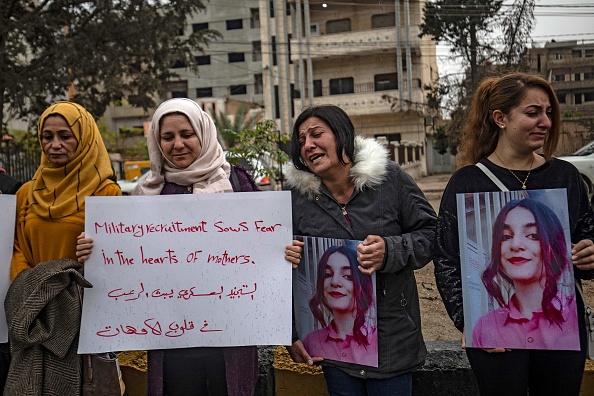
xmin=226 ymin=19 xmax=243 ymax=30
xmin=250 ymin=8 xmax=260 ymax=28
xmin=171 ymin=59 xmax=186 ymax=69
xmin=326 ymin=19 xmax=351 ymax=34
xmin=168 ymin=81 xmax=187 ymax=99
xmin=575 ymin=93 xmax=583 ymax=104
xmin=269 ymin=1 xmax=275 ymax=18
xmin=575 ymin=73 xmax=581 ymax=81
xmin=228 ymin=53 xmax=245 ymax=63
xmin=192 ymin=23 xmax=208 ymax=33
xmin=271 ymin=36 xmax=277 ymax=66
xmin=177 ymin=27 xmax=184 ymax=36
xmin=585 ymin=72 xmax=594 ymax=80
xmin=573 ymin=50 xmax=582 ymax=58
xmin=556 ymin=92 xmax=566 ymax=104
xmin=585 ymin=92 xmax=594 ymax=102
xmin=310 ymin=23 xmax=320 ymax=37
xmin=329 ymin=77 xmax=354 ymax=95
xmin=372 ymin=13 xmax=395 ymax=29
xmin=230 ymin=85 xmax=247 ymax=95
xmin=195 ymin=55 xmax=211 ymax=65
xmin=254 ymin=74 xmax=263 ymax=94
xmin=252 ymin=41 xmax=262 ymax=61
xmin=196 ymin=88 xmax=213 ymax=98
xmin=374 ymin=73 xmax=398 ymax=91
xmin=313 ymin=80 xmax=323 ymax=97
xmin=553 ymin=74 xmax=565 ymax=82
xmin=288 ymin=34 xmax=293 ymax=64
xmin=586 ymin=50 xmax=594 ymax=58
xmin=555 ymin=53 xmax=564 ymax=60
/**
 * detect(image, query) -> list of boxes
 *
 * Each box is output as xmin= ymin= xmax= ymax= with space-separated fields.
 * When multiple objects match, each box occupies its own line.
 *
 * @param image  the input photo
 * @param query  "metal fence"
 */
xmin=0 ymin=140 xmax=40 ymax=184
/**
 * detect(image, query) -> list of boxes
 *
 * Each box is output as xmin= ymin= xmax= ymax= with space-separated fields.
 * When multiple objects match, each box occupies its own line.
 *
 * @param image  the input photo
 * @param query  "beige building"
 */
xmin=526 ymin=40 xmax=594 ymax=154
xmin=259 ymin=0 xmax=439 ymax=177
xmin=103 ymin=0 xmax=264 ymax=133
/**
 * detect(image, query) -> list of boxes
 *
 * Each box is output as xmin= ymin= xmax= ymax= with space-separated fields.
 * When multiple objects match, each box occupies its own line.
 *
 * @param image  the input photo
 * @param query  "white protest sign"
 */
xmin=79 ymin=192 xmax=292 ymax=353
xmin=0 ymin=194 xmax=16 ymax=343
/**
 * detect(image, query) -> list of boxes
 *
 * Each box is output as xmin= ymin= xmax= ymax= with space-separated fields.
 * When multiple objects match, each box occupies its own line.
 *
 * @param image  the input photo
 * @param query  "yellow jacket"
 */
xmin=11 ymin=182 xmax=121 ymax=280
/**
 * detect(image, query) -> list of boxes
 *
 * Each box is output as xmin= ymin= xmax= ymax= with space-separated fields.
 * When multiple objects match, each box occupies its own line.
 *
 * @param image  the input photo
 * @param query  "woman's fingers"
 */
xmin=76 ymin=232 xmax=94 ymax=263
xmin=285 ymin=240 xmax=304 ymax=269
xmin=572 ymin=239 xmax=594 ymax=270
xmin=356 ymin=236 xmax=385 ymax=274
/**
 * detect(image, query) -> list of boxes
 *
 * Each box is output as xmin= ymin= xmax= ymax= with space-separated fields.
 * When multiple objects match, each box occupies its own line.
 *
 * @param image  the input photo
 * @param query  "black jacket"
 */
xmin=434 ymin=158 xmax=594 ymax=332
xmin=286 ymin=136 xmax=437 ymax=379
xmin=0 ymin=172 xmax=21 ymax=194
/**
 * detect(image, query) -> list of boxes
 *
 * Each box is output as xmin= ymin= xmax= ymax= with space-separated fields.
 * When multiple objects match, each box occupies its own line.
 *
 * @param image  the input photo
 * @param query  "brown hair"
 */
xmin=459 ymin=72 xmax=561 ymax=166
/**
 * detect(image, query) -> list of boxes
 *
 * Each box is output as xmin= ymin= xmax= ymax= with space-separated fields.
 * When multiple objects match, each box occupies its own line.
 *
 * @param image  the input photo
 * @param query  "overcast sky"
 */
xmin=437 ymin=1 xmax=594 ymax=77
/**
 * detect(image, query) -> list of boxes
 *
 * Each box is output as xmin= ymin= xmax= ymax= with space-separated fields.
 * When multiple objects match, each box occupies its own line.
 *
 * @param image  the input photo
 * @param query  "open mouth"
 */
xmin=328 ymin=291 xmax=346 ymax=298
xmin=309 ymin=154 xmax=323 ymax=163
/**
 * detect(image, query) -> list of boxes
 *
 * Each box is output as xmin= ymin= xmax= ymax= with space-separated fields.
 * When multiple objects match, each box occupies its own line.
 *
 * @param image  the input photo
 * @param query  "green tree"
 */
xmin=98 ymin=124 xmax=148 ymax=160
xmin=0 ymin=0 xmax=220 ymax=129
xmin=420 ymin=0 xmax=503 ymax=86
xmin=226 ymin=120 xmax=291 ymax=188
xmin=211 ymin=104 xmax=261 ymax=149
xmin=419 ymin=0 xmax=535 ymax=154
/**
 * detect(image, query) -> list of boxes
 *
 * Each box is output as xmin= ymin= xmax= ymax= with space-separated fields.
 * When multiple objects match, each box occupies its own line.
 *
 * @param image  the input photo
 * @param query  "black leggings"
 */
xmin=163 ymin=348 xmax=227 ymax=396
xmin=465 ymin=347 xmax=586 ymax=396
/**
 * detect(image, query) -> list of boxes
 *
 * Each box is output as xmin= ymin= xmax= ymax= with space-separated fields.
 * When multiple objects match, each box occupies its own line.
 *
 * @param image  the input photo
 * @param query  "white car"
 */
xmin=557 ymin=141 xmax=594 ymax=204
xmin=117 ymin=171 xmax=150 ymax=195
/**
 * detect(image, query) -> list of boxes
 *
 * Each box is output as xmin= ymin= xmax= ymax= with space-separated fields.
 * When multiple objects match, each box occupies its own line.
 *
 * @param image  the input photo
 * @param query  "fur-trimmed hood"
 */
xmin=285 ymin=135 xmax=389 ymax=199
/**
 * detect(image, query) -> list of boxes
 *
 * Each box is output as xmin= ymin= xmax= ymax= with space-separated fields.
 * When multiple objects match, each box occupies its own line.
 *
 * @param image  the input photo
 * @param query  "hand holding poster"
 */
xmin=79 ymin=192 xmax=292 ymax=353
xmin=457 ymin=188 xmax=579 ymax=350
xmin=293 ymin=236 xmax=378 ymax=367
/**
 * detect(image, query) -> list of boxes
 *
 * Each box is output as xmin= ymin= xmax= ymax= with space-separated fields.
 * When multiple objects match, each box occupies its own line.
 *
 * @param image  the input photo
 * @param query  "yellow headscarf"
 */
xmin=28 ymin=101 xmax=116 ymax=219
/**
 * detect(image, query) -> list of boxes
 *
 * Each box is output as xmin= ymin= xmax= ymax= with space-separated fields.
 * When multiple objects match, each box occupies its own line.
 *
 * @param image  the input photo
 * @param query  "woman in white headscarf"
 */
xmin=78 ymin=98 xmax=260 ymax=396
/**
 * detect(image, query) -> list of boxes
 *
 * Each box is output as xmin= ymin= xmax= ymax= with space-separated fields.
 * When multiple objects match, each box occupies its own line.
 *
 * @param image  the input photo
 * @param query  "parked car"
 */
xmin=117 ymin=171 xmax=150 ymax=195
xmin=557 ymin=141 xmax=594 ymax=205
xmin=116 ymin=153 xmax=276 ymax=194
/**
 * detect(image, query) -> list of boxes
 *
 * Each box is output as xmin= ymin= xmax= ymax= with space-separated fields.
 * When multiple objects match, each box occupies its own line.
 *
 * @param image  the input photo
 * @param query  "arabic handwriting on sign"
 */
xmin=96 ymin=325 xmax=120 ymax=337
xmin=144 ymin=318 xmax=163 ymax=336
xmin=165 ymin=319 xmax=196 ymax=338
xmin=96 ymin=318 xmax=222 ymax=338
xmin=226 ymin=283 xmax=257 ymax=300
xmin=106 ymin=283 xmax=146 ymax=301
xmin=200 ymin=320 xmax=223 ymax=333
xmin=188 ymin=286 xmax=224 ymax=299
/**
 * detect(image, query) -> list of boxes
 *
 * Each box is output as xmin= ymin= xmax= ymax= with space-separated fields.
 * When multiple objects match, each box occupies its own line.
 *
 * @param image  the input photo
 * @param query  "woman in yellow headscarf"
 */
xmin=11 ymin=101 xmax=121 ymax=279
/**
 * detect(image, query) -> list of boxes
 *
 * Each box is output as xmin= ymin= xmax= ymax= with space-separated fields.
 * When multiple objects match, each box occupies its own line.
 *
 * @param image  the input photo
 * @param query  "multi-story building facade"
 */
xmin=104 ymin=0 xmax=264 ymax=133
xmin=526 ymin=40 xmax=594 ymax=152
xmin=259 ymin=0 xmax=439 ymax=177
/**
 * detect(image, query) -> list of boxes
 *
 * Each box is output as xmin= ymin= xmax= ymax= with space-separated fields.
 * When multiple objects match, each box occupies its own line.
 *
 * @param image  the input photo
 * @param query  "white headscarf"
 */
xmin=134 ymin=98 xmax=232 ymax=195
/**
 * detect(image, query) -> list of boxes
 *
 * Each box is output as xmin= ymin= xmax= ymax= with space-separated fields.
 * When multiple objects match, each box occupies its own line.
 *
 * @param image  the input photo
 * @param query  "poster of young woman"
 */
xmin=457 ymin=188 xmax=579 ymax=350
xmin=293 ymin=236 xmax=378 ymax=367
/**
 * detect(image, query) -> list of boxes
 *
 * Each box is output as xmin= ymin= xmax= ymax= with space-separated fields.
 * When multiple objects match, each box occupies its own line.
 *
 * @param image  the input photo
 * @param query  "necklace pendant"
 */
xmin=522 ymin=184 xmax=526 ymax=190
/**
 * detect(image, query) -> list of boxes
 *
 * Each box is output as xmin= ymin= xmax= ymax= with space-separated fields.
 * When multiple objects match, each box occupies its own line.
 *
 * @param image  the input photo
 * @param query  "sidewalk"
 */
xmin=415 ymin=173 xmax=451 ymax=201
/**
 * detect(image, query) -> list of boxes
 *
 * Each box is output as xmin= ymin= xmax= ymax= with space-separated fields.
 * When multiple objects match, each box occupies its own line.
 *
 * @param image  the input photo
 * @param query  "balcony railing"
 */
xmin=290 ymin=26 xmax=421 ymax=61
xmin=552 ymin=79 xmax=594 ymax=91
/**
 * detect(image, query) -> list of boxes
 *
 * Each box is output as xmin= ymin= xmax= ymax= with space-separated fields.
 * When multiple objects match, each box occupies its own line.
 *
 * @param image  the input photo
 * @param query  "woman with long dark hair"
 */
xmin=472 ymin=198 xmax=578 ymax=350
xmin=304 ymin=245 xmax=377 ymax=366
